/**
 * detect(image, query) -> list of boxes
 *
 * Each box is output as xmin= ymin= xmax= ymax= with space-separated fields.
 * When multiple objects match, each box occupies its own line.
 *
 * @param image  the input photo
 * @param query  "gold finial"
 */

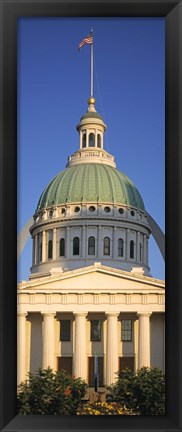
xmin=88 ymin=96 xmax=96 ymax=106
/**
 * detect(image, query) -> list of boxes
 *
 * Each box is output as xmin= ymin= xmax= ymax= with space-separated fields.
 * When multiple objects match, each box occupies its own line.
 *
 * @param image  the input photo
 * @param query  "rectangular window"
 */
xmin=90 ymin=320 xmax=101 ymax=341
xmin=121 ymin=320 xmax=132 ymax=341
xmin=60 ymin=320 xmax=70 ymax=341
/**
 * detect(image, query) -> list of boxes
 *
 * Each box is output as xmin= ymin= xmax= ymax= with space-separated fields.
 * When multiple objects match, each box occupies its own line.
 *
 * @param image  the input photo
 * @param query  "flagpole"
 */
xmin=90 ymin=30 xmax=94 ymax=97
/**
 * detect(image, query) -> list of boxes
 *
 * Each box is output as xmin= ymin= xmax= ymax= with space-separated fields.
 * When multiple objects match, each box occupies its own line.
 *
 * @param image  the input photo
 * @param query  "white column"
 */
xmin=113 ymin=226 xmax=117 ymax=258
xmin=98 ymin=225 xmax=102 ymax=257
xmin=106 ymin=313 xmax=119 ymax=385
xmin=42 ymin=313 xmax=55 ymax=370
xmin=146 ymin=237 xmax=149 ymax=266
xmin=66 ymin=226 xmax=70 ymax=258
xmin=73 ymin=313 xmax=87 ymax=380
xmin=126 ymin=228 xmax=130 ymax=260
xmin=42 ymin=230 xmax=46 ymax=262
xmin=32 ymin=236 xmax=35 ymax=266
xmin=53 ymin=228 xmax=57 ymax=260
xmin=137 ymin=312 xmax=151 ymax=369
xmin=134 ymin=318 xmax=139 ymax=372
xmin=80 ymin=130 xmax=83 ymax=149
xmin=34 ymin=234 xmax=38 ymax=265
xmin=95 ymin=129 xmax=97 ymax=147
xmin=82 ymin=226 xmax=86 ymax=258
xmin=101 ymin=132 xmax=104 ymax=149
xmin=17 ymin=313 xmax=27 ymax=385
xmin=136 ymin=231 xmax=140 ymax=263
xmin=143 ymin=234 xmax=147 ymax=264
xmin=86 ymin=130 xmax=89 ymax=147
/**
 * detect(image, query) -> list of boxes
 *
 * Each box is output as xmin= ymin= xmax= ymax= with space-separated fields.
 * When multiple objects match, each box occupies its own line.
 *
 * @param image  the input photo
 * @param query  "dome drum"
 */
xmin=30 ymin=219 xmax=150 ymax=276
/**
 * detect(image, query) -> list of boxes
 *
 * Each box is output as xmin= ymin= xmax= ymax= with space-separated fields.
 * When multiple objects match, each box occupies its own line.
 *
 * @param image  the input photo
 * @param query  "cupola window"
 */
xmin=89 ymin=132 xmax=95 ymax=147
xmin=82 ymin=133 xmax=86 ymax=148
xmin=73 ymin=237 xmax=80 ymax=255
xmin=88 ymin=236 xmax=95 ymax=255
xmin=104 ymin=237 xmax=110 ymax=255
xmin=130 ymin=240 xmax=134 ymax=259
xmin=59 ymin=238 xmax=65 ymax=257
xmin=48 ymin=239 xmax=53 ymax=259
xmin=118 ymin=238 xmax=124 ymax=257
xmin=97 ymin=134 xmax=101 ymax=148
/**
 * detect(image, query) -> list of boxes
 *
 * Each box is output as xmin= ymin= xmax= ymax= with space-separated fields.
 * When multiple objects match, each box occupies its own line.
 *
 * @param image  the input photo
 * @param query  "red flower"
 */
xmin=65 ymin=386 xmax=71 ymax=396
xmin=72 ymin=374 xmax=75 ymax=379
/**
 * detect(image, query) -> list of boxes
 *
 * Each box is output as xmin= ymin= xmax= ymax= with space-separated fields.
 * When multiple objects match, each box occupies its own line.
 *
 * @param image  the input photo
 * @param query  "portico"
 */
xmin=17 ymin=263 xmax=165 ymax=386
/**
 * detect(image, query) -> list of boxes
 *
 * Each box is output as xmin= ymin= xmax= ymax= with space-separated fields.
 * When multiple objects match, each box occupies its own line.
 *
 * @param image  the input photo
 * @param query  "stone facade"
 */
xmin=17 ymin=264 xmax=165 ymax=386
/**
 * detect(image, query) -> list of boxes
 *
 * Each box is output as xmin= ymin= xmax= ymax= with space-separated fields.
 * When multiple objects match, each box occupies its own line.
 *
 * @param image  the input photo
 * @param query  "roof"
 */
xmin=36 ymin=163 xmax=145 ymax=211
xmin=80 ymin=111 xmax=103 ymax=121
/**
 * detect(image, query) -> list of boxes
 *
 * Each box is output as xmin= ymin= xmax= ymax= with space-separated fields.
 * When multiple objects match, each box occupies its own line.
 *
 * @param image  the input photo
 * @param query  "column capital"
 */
xmin=73 ymin=311 xmax=87 ymax=317
xmin=41 ymin=312 xmax=56 ymax=317
xmin=105 ymin=312 xmax=120 ymax=317
xmin=137 ymin=311 xmax=152 ymax=317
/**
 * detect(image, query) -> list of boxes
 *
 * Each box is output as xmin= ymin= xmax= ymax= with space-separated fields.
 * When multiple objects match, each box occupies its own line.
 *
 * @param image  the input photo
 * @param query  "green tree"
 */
xmin=108 ymin=367 xmax=165 ymax=416
xmin=17 ymin=367 xmax=87 ymax=415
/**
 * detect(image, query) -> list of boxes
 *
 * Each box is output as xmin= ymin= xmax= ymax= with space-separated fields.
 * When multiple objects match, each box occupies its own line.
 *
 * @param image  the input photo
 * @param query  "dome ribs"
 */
xmin=102 ymin=164 xmax=115 ymax=202
xmin=35 ymin=163 xmax=145 ymax=211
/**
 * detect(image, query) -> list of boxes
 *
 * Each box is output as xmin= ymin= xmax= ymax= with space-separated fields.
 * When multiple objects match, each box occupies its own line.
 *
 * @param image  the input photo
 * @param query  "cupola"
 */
xmin=76 ymin=97 xmax=106 ymax=150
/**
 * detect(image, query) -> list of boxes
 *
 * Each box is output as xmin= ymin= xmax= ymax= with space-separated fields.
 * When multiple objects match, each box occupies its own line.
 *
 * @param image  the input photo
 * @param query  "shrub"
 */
xmin=17 ymin=368 xmax=87 ymax=415
xmin=77 ymin=401 xmax=137 ymax=415
xmin=108 ymin=367 xmax=165 ymax=416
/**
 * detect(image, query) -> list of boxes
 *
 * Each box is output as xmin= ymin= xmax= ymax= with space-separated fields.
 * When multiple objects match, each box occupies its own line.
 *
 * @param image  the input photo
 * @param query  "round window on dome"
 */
xmin=74 ymin=206 xmax=80 ymax=213
xmin=89 ymin=206 xmax=96 ymax=212
xmin=104 ymin=206 xmax=111 ymax=213
xmin=130 ymin=210 xmax=135 ymax=217
xmin=49 ymin=210 xmax=53 ymax=217
xmin=119 ymin=208 xmax=124 ymax=214
xmin=61 ymin=208 xmax=66 ymax=214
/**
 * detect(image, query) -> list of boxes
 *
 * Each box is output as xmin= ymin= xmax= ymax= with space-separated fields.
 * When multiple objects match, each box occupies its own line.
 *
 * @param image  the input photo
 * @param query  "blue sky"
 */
xmin=17 ymin=17 xmax=165 ymax=282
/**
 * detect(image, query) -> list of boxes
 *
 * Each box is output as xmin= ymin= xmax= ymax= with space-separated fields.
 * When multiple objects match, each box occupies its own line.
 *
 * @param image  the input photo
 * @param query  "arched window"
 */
xmin=103 ymin=237 xmax=110 ymax=255
xmin=118 ymin=238 xmax=124 ymax=257
xmin=97 ymin=134 xmax=101 ymax=148
xmin=48 ymin=239 xmax=52 ymax=259
xmin=73 ymin=237 xmax=80 ymax=255
xmin=59 ymin=238 xmax=65 ymax=257
xmin=130 ymin=240 xmax=134 ymax=259
xmin=82 ymin=133 xmax=86 ymax=148
xmin=89 ymin=132 xmax=95 ymax=147
xmin=88 ymin=236 xmax=95 ymax=255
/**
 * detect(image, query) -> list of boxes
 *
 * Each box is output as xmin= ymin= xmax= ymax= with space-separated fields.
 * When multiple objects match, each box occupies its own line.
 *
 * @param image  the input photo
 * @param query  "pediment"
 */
xmin=18 ymin=264 xmax=165 ymax=293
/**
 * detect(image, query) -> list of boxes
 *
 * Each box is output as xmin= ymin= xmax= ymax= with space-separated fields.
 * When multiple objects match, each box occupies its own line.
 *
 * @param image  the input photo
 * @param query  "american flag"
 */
xmin=78 ymin=32 xmax=93 ymax=51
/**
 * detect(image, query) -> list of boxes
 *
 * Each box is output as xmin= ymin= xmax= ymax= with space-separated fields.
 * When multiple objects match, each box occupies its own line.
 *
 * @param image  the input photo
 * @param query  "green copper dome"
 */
xmin=80 ymin=111 xmax=103 ymax=121
xmin=36 ymin=163 xmax=145 ymax=211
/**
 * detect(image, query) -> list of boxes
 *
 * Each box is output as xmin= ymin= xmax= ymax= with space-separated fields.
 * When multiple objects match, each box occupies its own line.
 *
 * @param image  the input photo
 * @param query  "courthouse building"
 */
xmin=17 ymin=95 xmax=165 ymax=387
